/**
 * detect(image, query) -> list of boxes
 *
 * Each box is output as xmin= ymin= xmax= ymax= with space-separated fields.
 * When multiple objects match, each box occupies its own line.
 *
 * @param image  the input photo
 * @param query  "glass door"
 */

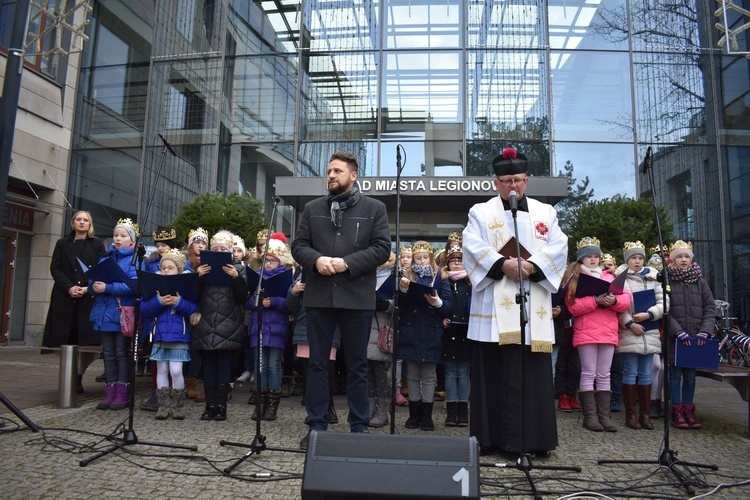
xmin=0 ymin=231 xmax=15 ymax=343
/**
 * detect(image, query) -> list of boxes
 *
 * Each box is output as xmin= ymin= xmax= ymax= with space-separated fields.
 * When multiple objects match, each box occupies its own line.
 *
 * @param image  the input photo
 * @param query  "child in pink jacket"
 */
xmin=564 ymin=237 xmax=631 ymax=433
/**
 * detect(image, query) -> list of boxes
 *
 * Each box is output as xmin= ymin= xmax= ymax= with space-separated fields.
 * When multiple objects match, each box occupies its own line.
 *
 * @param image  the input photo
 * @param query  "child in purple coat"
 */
xmin=246 ymin=234 xmax=290 ymax=421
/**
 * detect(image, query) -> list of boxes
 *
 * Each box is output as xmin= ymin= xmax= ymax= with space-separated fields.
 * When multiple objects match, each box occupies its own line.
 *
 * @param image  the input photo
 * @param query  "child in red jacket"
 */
xmin=564 ymin=237 xmax=631 ymax=432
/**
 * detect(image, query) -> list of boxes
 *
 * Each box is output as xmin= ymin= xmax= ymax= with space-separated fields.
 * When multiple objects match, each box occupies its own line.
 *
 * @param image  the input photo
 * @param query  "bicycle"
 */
xmin=712 ymin=300 xmax=750 ymax=367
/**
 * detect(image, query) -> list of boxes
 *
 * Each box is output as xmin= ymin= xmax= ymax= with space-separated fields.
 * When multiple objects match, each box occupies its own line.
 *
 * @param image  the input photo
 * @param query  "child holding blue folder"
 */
xmin=89 ymin=218 xmax=140 ymax=411
xmin=397 ymin=241 xmax=452 ymax=431
xmin=564 ymin=237 xmax=631 ymax=432
xmin=245 ymin=233 xmax=291 ymax=421
xmin=666 ymin=240 xmax=715 ymax=430
xmin=140 ymin=250 xmax=197 ymax=420
xmin=614 ymin=241 xmax=665 ymax=430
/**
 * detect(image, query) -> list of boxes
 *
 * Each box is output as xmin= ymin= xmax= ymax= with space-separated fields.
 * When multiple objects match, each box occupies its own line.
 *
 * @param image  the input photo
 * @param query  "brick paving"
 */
xmin=1 ymin=346 xmax=749 ymax=499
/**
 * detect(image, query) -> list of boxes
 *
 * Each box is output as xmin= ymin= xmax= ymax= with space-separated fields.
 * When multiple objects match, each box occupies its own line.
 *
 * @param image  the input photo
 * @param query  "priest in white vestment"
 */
xmin=462 ymin=148 xmax=568 ymax=457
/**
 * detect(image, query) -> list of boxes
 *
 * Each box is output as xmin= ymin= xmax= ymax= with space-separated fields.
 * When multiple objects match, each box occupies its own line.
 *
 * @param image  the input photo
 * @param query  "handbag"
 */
xmin=375 ymin=314 xmax=394 ymax=354
xmin=116 ymin=297 xmax=136 ymax=338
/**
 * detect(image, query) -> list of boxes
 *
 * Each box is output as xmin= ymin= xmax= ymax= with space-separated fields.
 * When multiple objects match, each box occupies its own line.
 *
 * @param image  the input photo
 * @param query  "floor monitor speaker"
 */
xmin=301 ymin=431 xmax=480 ymax=499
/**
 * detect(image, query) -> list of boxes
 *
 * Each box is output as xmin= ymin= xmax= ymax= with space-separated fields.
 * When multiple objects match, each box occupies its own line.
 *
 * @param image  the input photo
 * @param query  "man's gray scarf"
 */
xmin=326 ymin=183 xmax=361 ymax=227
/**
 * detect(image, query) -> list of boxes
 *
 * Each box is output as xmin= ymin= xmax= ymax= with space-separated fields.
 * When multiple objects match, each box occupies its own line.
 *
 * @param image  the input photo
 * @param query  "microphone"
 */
xmin=509 ymin=190 xmax=518 ymax=212
xmin=396 ymin=145 xmax=402 ymax=167
xmin=158 ymin=134 xmax=178 ymax=157
xmin=641 ymin=146 xmax=652 ymax=174
xmin=272 ymin=195 xmax=281 ymax=204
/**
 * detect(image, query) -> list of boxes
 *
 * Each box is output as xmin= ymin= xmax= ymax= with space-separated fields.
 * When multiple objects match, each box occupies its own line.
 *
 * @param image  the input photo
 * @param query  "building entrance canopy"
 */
xmin=276 ymin=176 xmax=568 ymax=215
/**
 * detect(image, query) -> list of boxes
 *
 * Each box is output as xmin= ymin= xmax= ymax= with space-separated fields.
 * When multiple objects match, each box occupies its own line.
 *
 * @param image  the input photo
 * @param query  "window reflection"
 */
xmin=551 ymin=50 xmax=633 ymax=142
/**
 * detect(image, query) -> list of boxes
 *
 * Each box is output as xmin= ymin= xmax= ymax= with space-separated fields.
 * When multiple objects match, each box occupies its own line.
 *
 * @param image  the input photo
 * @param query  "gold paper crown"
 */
xmin=412 ymin=241 xmax=434 ymax=255
xmin=256 ymin=229 xmax=269 ymax=241
xmin=650 ymin=244 xmax=666 ymax=255
xmin=264 ymin=238 xmax=287 ymax=259
xmin=576 ymin=236 xmax=600 ymax=251
xmin=152 ymin=228 xmax=176 ymax=242
xmin=601 ymin=253 xmax=616 ymax=264
xmin=116 ymin=218 xmax=140 ymax=237
xmin=160 ymin=249 xmax=186 ymax=269
xmin=400 ymin=245 xmax=413 ymax=255
xmin=211 ymin=230 xmax=235 ymax=247
xmin=623 ymin=241 xmax=646 ymax=253
xmin=447 ymin=245 xmax=463 ymax=260
xmin=188 ymin=227 xmax=209 ymax=243
xmin=448 ymin=232 xmax=463 ymax=243
xmin=669 ymin=240 xmax=693 ymax=253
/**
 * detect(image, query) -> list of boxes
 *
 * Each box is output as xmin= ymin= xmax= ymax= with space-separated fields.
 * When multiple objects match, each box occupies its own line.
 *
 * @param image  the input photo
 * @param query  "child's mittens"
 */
xmin=696 ymin=332 xmax=709 ymax=341
xmin=676 ymin=331 xmax=689 ymax=341
xmin=190 ymin=312 xmax=201 ymax=326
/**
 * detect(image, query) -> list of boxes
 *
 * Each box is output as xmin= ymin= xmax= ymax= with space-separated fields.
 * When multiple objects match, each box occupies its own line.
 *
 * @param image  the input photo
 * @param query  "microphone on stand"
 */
xmin=158 ymin=134 xmax=178 ymax=157
xmin=396 ymin=145 xmax=402 ymax=172
xmin=641 ymin=146 xmax=652 ymax=174
xmin=272 ymin=195 xmax=281 ymax=204
xmin=509 ymin=190 xmax=518 ymax=214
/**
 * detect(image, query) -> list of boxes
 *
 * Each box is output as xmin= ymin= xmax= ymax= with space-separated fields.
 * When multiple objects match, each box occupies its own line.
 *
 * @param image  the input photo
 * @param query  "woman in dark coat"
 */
xmin=43 ymin=212 xmax=106 ymax=338
xmin=42 ymin=211 xmax=106 ymax=392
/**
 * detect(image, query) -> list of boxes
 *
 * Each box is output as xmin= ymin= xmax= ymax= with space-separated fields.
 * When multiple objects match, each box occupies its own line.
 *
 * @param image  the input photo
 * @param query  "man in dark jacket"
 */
xmin=292 ymin=151 xmax=391 ymax=446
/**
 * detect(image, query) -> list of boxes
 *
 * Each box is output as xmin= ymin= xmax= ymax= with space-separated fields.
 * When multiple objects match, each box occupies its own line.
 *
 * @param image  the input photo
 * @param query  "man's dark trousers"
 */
xmin=305 ymin=307 xmax=372 ymax=432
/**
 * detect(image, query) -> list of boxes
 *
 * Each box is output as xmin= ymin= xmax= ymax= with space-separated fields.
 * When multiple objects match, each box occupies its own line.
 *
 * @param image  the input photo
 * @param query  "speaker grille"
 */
xmin=312 ymin=432 xmax=474 ymax=465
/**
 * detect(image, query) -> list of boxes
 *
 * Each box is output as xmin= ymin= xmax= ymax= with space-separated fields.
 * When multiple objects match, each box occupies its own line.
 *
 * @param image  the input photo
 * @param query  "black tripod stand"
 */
xmin=597 ymin=147 xmax=717 ymax=495
xmin=486 ymin=191 xmax=580 ymax=500
xmin=80 ymin=135 xmax=197 ymax=467
xmin=0 ymin=392 xmax=40 ymax=432
xmin=220 ymin=196 xmax=303 ymax=474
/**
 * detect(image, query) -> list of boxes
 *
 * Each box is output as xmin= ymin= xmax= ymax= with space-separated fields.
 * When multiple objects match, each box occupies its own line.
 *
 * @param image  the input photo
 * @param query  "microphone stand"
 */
xmin=81 ymin=136 xmax=197 ymax=467
xmin=220 ymin=196 xmax=303 ymax=474
xmin=597 ymin=147 xmax=717 ymax=495
xmin=389 ymin=145 xmax=405 ymax=434
xmin=499 ymin=192 xmax=580 ymax=500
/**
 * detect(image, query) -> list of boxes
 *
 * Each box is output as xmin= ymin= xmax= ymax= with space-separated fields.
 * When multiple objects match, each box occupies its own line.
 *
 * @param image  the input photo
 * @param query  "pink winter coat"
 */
xmin=567 ymin=268 xmax=632 ymax=348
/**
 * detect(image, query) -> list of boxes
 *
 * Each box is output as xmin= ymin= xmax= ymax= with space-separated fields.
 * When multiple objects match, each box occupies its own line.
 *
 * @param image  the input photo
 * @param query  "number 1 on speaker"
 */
xmin=453 ymin=467 xmax=469 ymax=497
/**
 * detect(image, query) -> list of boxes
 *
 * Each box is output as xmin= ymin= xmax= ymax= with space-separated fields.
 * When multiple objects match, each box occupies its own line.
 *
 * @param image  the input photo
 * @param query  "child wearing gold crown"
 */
xmin=666 ymin=240 xmax=715 ymax=430
xmin=394 ymin=245 xmax=413 ymax=406
xmin=440 ymin=245 xmax=472 ymax=427
xmin=613 ymin=241 xmax=665 ymax=430
xmin=244 ymin=232 xmax=291 ymax=421
xmin=89 ymin=218 xmax=140 ymax=411
xmin=191 ymin=230 xmax=249 ymax=421
xmin=397 ymin=240 xmax=453 ymax=431
xmin=138 ymin=228 xmax=178 ymax=401
xmin=146 ymin=229 xmax=178 ymax=273
xmin=140 ymin=250 xmax=198 ymax=419
xmin=563 ymin=236 xmax=631 ymax=432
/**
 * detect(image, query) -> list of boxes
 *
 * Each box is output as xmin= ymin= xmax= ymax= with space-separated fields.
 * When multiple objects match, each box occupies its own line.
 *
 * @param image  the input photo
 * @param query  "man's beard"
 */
xmin=328 ymin=180 xmax=352 ymax=195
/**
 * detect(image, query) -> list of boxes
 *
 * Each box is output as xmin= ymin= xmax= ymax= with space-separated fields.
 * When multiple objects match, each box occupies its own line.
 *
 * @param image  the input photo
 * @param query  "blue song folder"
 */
xmin=405 ymin=279 xmax=439 ymax=307
xmin=575 ymin=271 xmax=628 ymax=298
xmin=79 ymin=257 xmax=137 ymax=292
xmin=376 ymin=275 xmax=395 ymax=301
xmin=675 ymin=338 xmax=719 ymax=370
xmin=632 ymin=289 xmax=660 ymax=331
xmin=137 ymin=270 xmax=200 ymax=304
xmin=199 ymin=251 xmax=233 ymax=286
xmin=246 ymin=268 xmax=294 ymax=297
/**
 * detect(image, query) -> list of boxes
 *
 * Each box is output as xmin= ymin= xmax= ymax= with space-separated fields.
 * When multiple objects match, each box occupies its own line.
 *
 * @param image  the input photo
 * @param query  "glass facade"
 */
xmin=66 ymin=0 xmax=750 ymax=321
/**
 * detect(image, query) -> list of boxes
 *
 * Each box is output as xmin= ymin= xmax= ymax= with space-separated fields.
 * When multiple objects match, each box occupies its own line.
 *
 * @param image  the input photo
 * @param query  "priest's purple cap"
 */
xmin=492 ymin=148 xmax=528 ymax=176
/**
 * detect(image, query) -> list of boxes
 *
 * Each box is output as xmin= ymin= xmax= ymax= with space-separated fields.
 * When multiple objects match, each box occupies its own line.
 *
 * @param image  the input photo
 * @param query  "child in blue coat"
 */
xmin=89 ymin=218 xmax=139 ymax=410
xmin=140 ymin=250 xmax=198 ymax=420
xmin=397 ymin=240 xmax=452 ymax=431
